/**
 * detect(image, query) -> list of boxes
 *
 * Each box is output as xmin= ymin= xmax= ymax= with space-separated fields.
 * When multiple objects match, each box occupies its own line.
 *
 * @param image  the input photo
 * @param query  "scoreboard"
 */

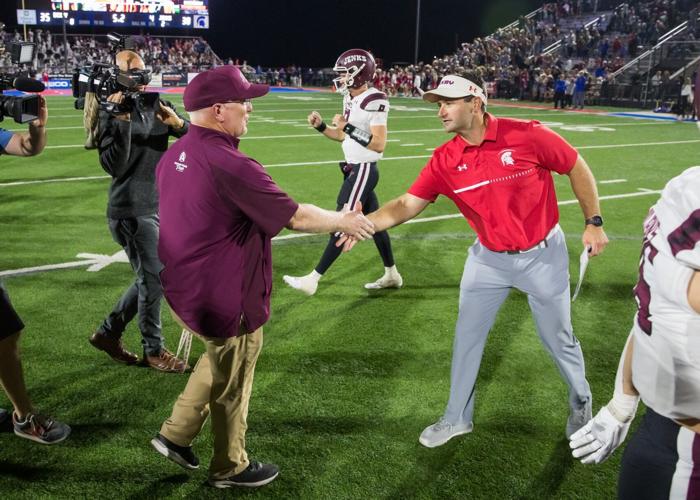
xmin=20 ymin=1 xmax=209 ymax=29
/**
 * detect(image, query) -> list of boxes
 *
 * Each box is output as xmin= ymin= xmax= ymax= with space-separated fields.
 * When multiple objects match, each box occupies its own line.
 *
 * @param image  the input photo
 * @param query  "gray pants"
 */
xmin=573 ymin=90 xmax=585 ymax=108
xmin=444 ymin=226 xmax=591 ymax=424
xmin=98 ymin=215 xmax=164 ymax=356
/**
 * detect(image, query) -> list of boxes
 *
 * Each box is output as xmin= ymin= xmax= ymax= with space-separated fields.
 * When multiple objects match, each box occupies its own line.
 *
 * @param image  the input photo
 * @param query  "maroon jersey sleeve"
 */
xmin=529 ymin=121 xmax=578 ymax=174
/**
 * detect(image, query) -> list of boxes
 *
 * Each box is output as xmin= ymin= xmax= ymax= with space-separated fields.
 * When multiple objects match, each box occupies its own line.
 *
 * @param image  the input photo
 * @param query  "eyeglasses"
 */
xmin=219 ymin=99 xmax=251 ymax=105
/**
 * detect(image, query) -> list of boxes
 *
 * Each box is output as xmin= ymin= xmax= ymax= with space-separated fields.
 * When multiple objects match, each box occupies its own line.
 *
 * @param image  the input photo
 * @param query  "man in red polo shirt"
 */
xmin=150 ymin=66 xmax=375 ymax=488
xmin=346 ymin=71 xmax=608 ymax=448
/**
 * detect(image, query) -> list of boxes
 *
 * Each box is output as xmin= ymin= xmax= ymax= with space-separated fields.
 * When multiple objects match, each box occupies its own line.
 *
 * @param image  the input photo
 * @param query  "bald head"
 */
xmin=116 ymin=50 xmax=145 ymax=72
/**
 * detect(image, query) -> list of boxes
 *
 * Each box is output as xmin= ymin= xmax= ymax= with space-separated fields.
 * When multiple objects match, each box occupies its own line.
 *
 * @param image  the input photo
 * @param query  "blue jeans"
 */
xmin=98 ymin=215 xmax=164 ymax=356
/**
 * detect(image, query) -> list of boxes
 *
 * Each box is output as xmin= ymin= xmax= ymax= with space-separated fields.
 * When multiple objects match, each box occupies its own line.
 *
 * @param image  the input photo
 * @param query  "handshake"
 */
xmin=336 ymin=201 xmax=375 ymax=246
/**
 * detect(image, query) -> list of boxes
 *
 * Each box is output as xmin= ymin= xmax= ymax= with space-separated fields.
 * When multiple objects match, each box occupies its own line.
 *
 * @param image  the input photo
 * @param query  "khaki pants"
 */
xmin=160 ymin=323 xmax=263 ymax=479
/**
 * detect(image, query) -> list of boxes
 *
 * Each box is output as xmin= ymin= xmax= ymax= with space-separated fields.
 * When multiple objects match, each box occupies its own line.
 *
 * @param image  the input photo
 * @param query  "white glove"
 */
xmin=569 ymin=405 xmax=631 ymax=464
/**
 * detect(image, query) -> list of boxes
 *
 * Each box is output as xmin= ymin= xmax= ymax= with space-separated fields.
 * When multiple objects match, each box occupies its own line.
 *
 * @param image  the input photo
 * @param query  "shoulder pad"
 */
xmin=360 ymin=91 xmax=388 ymax=111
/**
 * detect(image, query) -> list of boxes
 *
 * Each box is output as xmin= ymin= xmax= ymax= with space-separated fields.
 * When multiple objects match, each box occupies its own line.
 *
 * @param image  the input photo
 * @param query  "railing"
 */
xmin=671 ymin=53 xmax=700 ymax=80
xmin=609 ymin=20 xmax=690 ymax=80
xmin=541 ymin=15 xmax=603 ymax=56
xmin=494 ymin=7 xmax=543 ymax=34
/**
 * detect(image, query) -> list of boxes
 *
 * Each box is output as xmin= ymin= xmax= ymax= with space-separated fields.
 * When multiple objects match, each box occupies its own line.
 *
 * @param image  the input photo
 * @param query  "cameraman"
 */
xmin=0 ymin=96 xmax=71 ymax=444
xmin=86 ymin=50 xmax=189 ymax=373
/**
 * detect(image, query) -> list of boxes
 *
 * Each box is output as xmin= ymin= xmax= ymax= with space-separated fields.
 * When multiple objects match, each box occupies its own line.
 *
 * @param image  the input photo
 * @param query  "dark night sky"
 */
xmin=2 ymin=0 xmax=542 ymax=67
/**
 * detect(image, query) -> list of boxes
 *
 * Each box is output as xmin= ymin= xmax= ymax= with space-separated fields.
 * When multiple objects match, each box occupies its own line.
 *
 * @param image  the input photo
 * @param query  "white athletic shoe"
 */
xmin=364 ymin=270 xmax=403 ymax=290
xmin=566 ymin=398 xmax=592 ymax=439
xmin=283 ymin=274 xmax=318 ymax=296
xmin=419 ymin=417 xmax=473 ymax=448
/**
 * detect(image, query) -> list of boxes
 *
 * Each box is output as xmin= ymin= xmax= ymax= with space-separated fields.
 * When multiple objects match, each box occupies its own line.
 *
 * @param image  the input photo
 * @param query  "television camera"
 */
xmin=0 ymin=23 xmax=44 ymax=124
xmin=72 ymin=33 xmax=156 ymax=114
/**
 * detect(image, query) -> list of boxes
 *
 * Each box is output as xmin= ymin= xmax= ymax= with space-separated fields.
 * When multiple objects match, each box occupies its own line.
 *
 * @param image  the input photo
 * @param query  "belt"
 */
xmin=500 ymin=225 xmax=560 ymax=255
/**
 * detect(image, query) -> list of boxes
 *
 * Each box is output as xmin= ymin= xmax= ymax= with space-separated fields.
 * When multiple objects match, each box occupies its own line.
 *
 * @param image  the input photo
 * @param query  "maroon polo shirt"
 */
xmin=156 ymin=124 xmax=298 ymax=338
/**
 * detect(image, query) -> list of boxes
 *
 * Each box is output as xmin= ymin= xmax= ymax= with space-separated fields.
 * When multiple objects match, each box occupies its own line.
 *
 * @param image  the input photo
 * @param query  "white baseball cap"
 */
xmin=422 ymin=74 xmax=488 ymax=105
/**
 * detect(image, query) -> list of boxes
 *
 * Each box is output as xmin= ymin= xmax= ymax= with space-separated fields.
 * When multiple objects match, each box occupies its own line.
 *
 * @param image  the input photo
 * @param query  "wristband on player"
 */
xmin=342 ymin=123 xmax=372 ymax=147
xmin=314 ymin=121 xmax=327 ymax=133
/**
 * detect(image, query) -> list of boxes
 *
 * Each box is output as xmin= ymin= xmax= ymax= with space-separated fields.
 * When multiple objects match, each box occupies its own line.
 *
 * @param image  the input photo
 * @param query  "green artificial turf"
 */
xmin=0 ymin=93 xmax=696 ymax=498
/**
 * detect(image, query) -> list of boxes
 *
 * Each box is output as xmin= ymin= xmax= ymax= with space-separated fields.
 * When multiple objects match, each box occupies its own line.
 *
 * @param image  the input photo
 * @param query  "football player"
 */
xmin=569 ymin=166 xmax=700 ymax=499
xmin=283 ymin=49 xmax=402 ymax=295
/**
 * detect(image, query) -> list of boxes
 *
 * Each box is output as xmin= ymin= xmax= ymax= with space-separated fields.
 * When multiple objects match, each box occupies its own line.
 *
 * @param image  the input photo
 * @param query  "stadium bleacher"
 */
xmin=0 ymin=0 xmax=696 ymax=107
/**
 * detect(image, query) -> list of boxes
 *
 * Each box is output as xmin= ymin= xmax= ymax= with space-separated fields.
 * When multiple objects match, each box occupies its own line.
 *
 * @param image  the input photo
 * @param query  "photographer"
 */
xmin=0 ymin=96 xmax=71 ymax=444
xmin=86 ymin=49 xmax=189 ymax=373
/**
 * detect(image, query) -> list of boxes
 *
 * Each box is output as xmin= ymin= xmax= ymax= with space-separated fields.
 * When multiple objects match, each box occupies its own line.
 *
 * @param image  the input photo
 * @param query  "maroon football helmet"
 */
xmin=333 ymin=48 xmax=376 ymax=94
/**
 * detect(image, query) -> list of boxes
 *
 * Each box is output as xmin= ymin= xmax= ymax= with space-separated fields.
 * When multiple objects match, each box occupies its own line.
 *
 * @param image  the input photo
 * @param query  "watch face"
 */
xmin=587 ymin=216 xmax=603 ymax=226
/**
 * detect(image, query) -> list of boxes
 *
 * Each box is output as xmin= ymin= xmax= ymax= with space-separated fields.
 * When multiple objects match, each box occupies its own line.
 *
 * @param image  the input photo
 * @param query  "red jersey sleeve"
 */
xmin=529 ymin=122 xmax=578 ymax=174
xmin=408 ymin=156 xmax=442 ymax=202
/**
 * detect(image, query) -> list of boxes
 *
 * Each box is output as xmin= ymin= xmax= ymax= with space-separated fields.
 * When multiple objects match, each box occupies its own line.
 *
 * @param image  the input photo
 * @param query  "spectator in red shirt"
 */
xmin=342 ymin=71 xmax=609 ymax=448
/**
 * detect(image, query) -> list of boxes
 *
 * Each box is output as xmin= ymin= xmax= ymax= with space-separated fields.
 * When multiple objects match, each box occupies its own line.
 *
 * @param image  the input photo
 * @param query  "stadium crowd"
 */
xmin=0 ymin=27 xmax=219 ymax=75
xmin=373 ymin=0 xmax=697 ymax=109
xmin=0 ymin=0 xmax=696 ymax=104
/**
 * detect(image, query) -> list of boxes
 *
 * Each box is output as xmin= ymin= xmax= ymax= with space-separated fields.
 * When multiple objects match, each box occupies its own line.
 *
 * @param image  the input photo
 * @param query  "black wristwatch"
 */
xmin=585 ymin=215 xmax=604 ymax=227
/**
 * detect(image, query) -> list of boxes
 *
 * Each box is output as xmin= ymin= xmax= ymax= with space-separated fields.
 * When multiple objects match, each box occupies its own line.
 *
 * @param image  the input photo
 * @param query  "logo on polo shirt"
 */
xmin=174 ymin=151 xmax=188 ymax=173
xmin=456 ymin=163 xmax=468 ymax=171
xmin=500 ymin=150 xmax=515 ymax=167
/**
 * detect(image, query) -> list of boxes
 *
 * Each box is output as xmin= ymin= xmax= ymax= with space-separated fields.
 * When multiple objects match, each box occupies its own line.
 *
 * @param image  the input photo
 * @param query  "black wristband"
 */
xmin=585 ymin=215 xmax=604 ymax=227
xmin=342 ymin=123 xmax=372 ymax=147
xmin=315 ymin=121 xmax=327 ymax=133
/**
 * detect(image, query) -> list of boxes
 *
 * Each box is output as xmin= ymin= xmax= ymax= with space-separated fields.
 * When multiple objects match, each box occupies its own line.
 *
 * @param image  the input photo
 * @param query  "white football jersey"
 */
xmin=341 ymin=87 xmax=389 ymax=164
xmin=631 ymin=166 xmax=700 ymax=420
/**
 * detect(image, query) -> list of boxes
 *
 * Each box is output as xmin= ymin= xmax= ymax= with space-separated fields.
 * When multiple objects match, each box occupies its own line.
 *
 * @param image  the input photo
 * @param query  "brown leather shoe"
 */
xmin=143 ymin=349 xmax=188 ymax=373
xmin=89 ymin=331 xmax=139 ymax=365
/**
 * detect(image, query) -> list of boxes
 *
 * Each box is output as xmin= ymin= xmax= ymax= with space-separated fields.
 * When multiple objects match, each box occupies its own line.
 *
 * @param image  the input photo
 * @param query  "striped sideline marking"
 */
xmin=2 ymin=139 xmax=699 ymax=187
xmin=0 ymin=189 xmax=662 ymax=277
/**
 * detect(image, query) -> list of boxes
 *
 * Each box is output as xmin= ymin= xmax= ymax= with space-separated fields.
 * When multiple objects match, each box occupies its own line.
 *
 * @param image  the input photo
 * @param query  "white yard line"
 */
xmin=3 ymin=138 xmax=698 ymax=187
xmin=34 ymin=130 xmax=700 ymax=150
xmin=2 ymin=120 xmax=674 ymax=134
xmin=599 ymin=179 xmax=627 ymax=184
xmin=277 ymin=189 xmax=662 ymax=238
xmin=0 ymin=175 xmax=109 ymax=187
xmin=578 ymin=139 xmax=700 ymax=150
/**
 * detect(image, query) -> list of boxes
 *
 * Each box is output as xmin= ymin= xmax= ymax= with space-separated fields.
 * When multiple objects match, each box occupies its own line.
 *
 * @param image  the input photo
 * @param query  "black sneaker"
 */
xmin=209 ymin=461 xmax=279 ymax=488
xmin=150 ymin=433 xmax=199 ymax=470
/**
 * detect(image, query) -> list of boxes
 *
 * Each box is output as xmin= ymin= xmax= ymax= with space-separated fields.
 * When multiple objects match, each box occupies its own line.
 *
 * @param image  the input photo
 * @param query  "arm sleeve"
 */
xmin=0 ymin=128 xmax=13 ymax=153
xmin=367 ymin=100 xmax=390 ymax=127
xmin=407 ymin=156 xmax=442 ymax=202
xmin=529 ymin=121 xmax=578 ymax=174
xmin=163 ymin=100 xmax=190 ymax=138
xmin=667 ymin=209 xmax=700 ymax=270
xmin=98 ymin=114 xmax=132 ymax=178
xmin=171 ymin=119 xmax=189 ymax=138
xmin=213 ymin=158 xmax=299 ymax=237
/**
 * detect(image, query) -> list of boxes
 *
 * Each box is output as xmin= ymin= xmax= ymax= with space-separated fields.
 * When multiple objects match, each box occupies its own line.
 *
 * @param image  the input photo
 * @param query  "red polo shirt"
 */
xmin=408 ymin=114 xmax=578 ymax=252
xmin=156 ymin=125 xmax=298 ymax=338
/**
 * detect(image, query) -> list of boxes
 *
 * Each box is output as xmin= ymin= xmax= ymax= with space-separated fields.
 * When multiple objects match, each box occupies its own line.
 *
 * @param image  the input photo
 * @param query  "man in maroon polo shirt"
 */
xmin=343 ymin=71 xmax=609 ymax=448
xmin=150 ymin=65 xmax=374 ymax=488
